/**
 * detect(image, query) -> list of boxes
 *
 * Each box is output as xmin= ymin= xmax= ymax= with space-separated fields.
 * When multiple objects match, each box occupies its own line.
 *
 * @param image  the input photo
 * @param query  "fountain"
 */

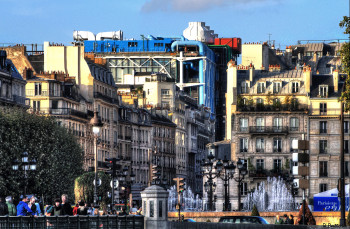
xmin=243 ymin=177 xmax=298 ymax=211
xmin=167 ymin=184 xmax=203 ymax=212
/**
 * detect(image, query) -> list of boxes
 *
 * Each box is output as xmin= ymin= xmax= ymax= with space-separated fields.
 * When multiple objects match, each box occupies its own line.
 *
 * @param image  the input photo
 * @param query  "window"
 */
xmin=320 ymin=103 xmax=327 ymax=115
xmin=128 ymin=42 xmax=137 ymax=47
xmin=273 ymin=117 xmax=282 ymax=132
xmin=344 ymin=121 xmax=349 ymax=134
xmin=161 ymin=89 xmax=170 ymax=97
xmin=159 ymin=200 xmax=163 ymax=217
xmin=291 ymin=98 xmax=299 ymax=110
xmin=240 ymin=118 xmax=248 ymax=132
xmin=256 ymin=159 xmax=264 ymax=170
xmin=241 ymin=82 xmax=249 ymax=93
xmin=257 ymin=82 xmax=265 ymax=94
xmin=319 ymin=161 xmax=328 ymax=177
xmin=290 ymin=118 xmax=299 ymax=131
xmin=273 ymin=98 xmax=281 ymax=107
xmin=273 ymin=82 xmax=281 ymax=93
xmin=320 ymin=183 xmax=328 ymax=192
xmin=346 ymin=162 xmax=349 ymax=177
xmin=320 ymin=121 xmax=327 ymax=134
xmin=256 ymin=118 xmax=265 ymax=132
xmin=344 ymin=140 xmax=349 ymax=154
xmin=240 ymin=138 xmax=248 ymax=152
xmin=273 ymin=159 xmax=282 ymax=172
xmin=319 ymin=140 xmax=327 ymax=154
xmin=34 ymin=83 xmax=42 ymax=96
xmin=273 ymin=138 xmax=282 ymax=152
xmin=33 ymin=101 xmax=40 ymax=112
xmin=256 ymin=138 xmax=265 ymax=152
xmin=240 ymin=182 xmax=248 ymax=196
xmin=256 ymin=98 xmax=263 ymax=105
xmin=319 ymin=85 xmax=328 ymax=97
xmin=292 ymin=82 xmax=299 ymax=93
xmin=150 ymin=200 xmax=154 ymax=217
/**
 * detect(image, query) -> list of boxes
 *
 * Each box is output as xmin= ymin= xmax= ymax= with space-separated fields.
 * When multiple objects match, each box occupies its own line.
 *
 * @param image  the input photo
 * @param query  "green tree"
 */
xmin=74 ymin=171 xmax=111 ymax=209
xmin=251 ymin=204 xmax=260 ymax=216
xmin=339 ymin=16 xmax=350 ymax=111
xmin=296 ymin=201 xmax=316 ymax=225
xmin=0 ymin=107 xmax=84 ymax=202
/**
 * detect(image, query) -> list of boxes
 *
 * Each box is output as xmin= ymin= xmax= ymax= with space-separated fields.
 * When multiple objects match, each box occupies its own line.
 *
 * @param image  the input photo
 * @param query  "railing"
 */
xmin=13 ymin=95 xmax=30 ymax=106
xmin=0 ymin=215 xmax=144 ymax=229
xmin=249 ymin=126 xmax=288 ymax=134
xmin=26 ymin=89 xmax=61 ymax=97
xmin=28 ymin=108 xmax=89 ymax=119
xmin=310 ymin=108 xmax=350 ymax=116
xmin=94 ymin=92 xmax=119 ymax=104
xmin=237 ymin=104 xmax=308 ymax=112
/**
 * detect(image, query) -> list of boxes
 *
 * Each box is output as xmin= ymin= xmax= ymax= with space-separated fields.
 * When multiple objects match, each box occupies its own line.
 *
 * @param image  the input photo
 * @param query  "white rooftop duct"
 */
xmin=73 ymin=31 xmax=96 ymax=41
xmin=96 ymin=31 xmax=123 ymax=41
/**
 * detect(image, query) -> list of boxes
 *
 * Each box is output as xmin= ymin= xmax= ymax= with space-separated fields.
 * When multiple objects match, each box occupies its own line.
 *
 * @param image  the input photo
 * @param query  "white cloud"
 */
xmin=141 ymin=0 xmax=281 ymax=12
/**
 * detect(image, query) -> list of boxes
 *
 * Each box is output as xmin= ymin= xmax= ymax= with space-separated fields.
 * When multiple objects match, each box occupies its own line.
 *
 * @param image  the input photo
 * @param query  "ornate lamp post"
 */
xmin=216 ymin=156 xmax=236 ymax=211
xmin=12 ymin=151 xmax=37 ymax=195
xmin=90 ymin=111 xmax=103 ymax=206
xmin=235 ymin=158 xmax=247 ymax=211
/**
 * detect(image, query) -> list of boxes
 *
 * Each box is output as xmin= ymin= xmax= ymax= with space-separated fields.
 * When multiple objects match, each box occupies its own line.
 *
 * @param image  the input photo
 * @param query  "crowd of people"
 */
xmin=275 ymin=214 xmax=294 ymax=225
xmin=0 ymin=194 xmax=141 ymax=217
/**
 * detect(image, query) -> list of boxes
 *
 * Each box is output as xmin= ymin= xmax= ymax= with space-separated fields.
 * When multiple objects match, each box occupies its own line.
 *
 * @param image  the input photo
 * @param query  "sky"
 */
xmin=0 ymin=0 xmax=349 ymax=48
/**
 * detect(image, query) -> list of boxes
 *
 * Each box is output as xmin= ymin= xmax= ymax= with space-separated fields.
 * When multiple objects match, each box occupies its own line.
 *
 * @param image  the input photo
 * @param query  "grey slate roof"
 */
xmin=310 ymin=74 xmax=344 ymax=98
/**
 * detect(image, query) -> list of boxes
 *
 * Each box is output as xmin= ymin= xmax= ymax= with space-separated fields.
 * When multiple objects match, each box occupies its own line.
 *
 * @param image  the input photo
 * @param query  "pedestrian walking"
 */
xmin=5 ymin=196 xmax=16 ymax=216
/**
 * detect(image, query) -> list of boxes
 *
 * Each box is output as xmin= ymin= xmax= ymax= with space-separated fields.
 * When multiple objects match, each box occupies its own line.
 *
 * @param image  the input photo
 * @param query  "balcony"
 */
xmin=310 ymin=108 xmax=350 ymax=116
xmin=28 ymin=108 xmax=89 ymax=119
xmin=249 ymin=126 xmax=288 ymax=135
xmin=94 ymin=92 xmax=118 ymax=104
xmin=249 ymin=169 xmax=268 ymax=178
xmin=26 ymin=89 xmax=61 ymax=97
xmin=237 ymin=104 xmax=308 ymax=112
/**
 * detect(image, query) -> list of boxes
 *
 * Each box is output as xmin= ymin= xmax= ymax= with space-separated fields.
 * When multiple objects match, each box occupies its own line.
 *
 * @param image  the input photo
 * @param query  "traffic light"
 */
xmin=178 ymin=178 xmax=185 ymax=193
xmin=152 ymin=165 xmax=161 ymax=184
xmin=181 ymin=214 xmax=184 ymax=222
xmin=105 ymin=158 xmax=114 ymax=175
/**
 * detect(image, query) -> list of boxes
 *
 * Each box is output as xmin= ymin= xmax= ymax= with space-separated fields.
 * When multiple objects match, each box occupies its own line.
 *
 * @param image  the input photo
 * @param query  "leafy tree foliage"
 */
xmin=339 ymin=16 xmax=350 ymax=111
xmin=251 ymin=204 xmax=260 ymax=216
xmin=0 ymin=107 xmax=84 ymax=203
xmin=74 ymin=171 xmax=111 ymax=209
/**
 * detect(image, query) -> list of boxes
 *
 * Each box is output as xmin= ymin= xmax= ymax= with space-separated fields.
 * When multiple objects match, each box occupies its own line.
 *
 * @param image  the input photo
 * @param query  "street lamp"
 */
xmin=216 ymin=156 xmax=236 ymax=211
xmin=12 ymin=151 xmax=37 ymax=195
xmin=235 ymin=158 xmax=247 ymax=211
xmin=90 ymin=110 xmax=103 ymax=206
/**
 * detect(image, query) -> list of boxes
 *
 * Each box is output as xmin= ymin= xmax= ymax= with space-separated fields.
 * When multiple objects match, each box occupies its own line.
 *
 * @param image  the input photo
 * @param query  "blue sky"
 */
xmin=0 ymin=0 xmax=349 ymax=48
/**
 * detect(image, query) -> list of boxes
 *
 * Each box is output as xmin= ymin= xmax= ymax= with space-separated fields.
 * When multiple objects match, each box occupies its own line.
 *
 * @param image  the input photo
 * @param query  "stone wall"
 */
xmin=168 ymin=211 xmax=345 ymax=226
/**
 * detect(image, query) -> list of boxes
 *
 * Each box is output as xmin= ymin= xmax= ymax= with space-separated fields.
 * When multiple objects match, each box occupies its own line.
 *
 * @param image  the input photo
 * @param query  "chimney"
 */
xmin=333 ymin=69 xmax=339 ymax=93
xmin=22 ymin=68 xmax=33 ymax=80
xmin=303 ymin=66 xmax=312 ymax=93
xmin=249 ymin=63 xmax=254 ymax=82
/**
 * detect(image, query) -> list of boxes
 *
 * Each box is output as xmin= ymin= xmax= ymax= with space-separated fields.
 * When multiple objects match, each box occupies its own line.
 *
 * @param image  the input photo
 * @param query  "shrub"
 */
xmin=251 ymin=204 xmax=260 ymax=216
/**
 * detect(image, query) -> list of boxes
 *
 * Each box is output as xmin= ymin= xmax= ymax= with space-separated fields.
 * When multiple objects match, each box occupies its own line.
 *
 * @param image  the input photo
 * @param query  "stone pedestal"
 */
xmin=141 ymin=185 xmax=169 ymax=229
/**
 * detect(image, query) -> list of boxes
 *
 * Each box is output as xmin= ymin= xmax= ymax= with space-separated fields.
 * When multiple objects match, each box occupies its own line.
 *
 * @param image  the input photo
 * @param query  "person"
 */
xmin=28 ymin=196 xmax=38 ymax=216
xmin=77 ymin=201 xmax=88 ymax=215
xmin=61 ymin=194 xmax=73 ymax=215
xmin=17 ymin=195 xmax=34 ymax=216
xmin=290 ymin=215 xmax=295 ymax=225
xmin=73 ymin=203 xmax=79 ymax=216
xmin=136 ymin=207 xmax=142 ymax=215
xmin=45 ymin=205 xmax=53 ymax=216
xmin=0 ymin=197 xmax=9 ymax=216
xmin=283 ymin=214 xmax=290 ymax=224
xmin=118 ymin=207 xmax=128 ymax=216
xmin=52 ymin=198 xmax=63 ymax=216
xmin=275 ymin=215 xmax=284 ymax=224
xmin=5 ymin=196 xmax=16 ymax=216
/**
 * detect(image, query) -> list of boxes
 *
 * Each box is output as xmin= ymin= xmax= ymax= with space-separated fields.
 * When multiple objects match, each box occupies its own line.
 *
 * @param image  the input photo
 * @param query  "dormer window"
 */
xmin=292 ymin=82 xmax=299 ymax=93
xmin=273 ymin=82 xmax=281 ymax=94
xmin=319 ymin=85 xmax=328 ymax=98
xmin=241 ymin=81 xmax=249 ymax=94
xmin=257 ymin=82 xmax=265 ymax=94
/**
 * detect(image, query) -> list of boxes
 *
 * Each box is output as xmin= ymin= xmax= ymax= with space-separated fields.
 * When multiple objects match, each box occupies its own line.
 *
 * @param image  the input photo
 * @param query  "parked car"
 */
xmin=219 ymin=216 xmax=269 ymax=224
xmin=183 ymin=218 xmax=196 ymax=222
